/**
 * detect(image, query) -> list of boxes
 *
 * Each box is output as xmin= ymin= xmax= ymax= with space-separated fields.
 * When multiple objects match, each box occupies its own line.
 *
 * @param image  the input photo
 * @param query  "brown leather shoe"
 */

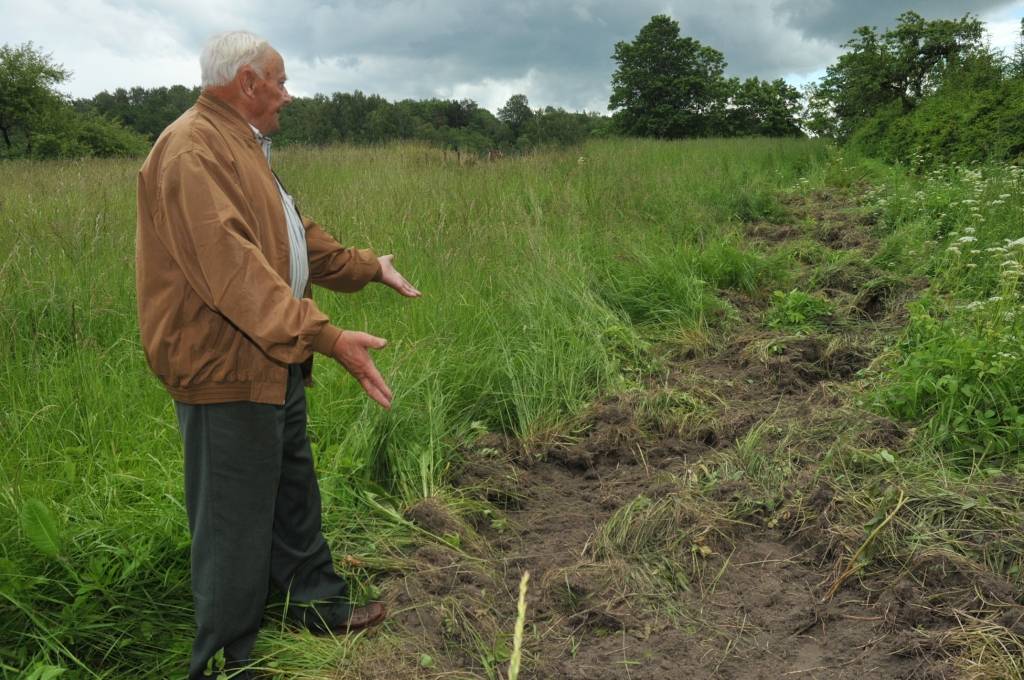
xmin=337 ymin=601 xmax=387 ymax=632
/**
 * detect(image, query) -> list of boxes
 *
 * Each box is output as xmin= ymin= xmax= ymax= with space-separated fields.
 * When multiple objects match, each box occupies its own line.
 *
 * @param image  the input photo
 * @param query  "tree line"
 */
xmin=2 ymin=11 xmax=1022 ymax=164
xmin=805 ymin=12 xmax=1024 ymax=168
xmin=74 ymin=84 xmax=608 ymax=153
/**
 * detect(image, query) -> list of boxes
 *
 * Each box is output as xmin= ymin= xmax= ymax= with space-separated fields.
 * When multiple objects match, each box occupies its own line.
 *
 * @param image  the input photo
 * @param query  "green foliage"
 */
xmin=0 ymin=43 xmax=149 ymax=159
xmin=609 ymin=16 xmax=804 ymax=139
xmin=595 ymin=248 xmax=720 ymax=328
xmin=1012 ymin=18 xmax=1024 ymax=79
xmin=497 ymin=94 xmax=533 ymax=137
xmin=609 ymin=15 xmax=730 ymax=138
xmin=848 ymin=53 xmax=1024 ymax=168
xmin=0 ymin=42 xmax=70 ymax=157
xmin=862 ymin=160 xmax=1024 ymax=467
xmin=764 ymin=289 xmax=834 ymax=332
xmin=809 ymin=11 xmax=986 ymax=140
xmin=77 ymin=84 xmax=200 ymax=141
xmin=77 ymin=84 xmax=602 ymax=154
xmin=872 ymin=297 xmax=1024 ymax=466
xmin=726 ymin=77 xmax=804 ymax=137
xmin=690 ymin=241 xmax=777 ymax=294
xmin=29 ymin=109 xmax=149 ymax=159
xmin=20 ymin=499 xmax=62 ymax=558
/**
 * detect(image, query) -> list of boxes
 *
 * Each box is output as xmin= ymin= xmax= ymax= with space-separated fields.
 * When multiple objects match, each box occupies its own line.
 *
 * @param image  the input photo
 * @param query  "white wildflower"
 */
xmin=957 ymin=236 xmax=977 ymax=243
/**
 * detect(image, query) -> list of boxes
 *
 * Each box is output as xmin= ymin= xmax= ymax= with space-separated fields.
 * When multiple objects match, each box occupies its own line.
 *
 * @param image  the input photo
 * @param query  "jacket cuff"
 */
xmin=312 ymin=323 xmax=342 ymax=356
xmin=356 ymin=248 xmax=382 ymax=289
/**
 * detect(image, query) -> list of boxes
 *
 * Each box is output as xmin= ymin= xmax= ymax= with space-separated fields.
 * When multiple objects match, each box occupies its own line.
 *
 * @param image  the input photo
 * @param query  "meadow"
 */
xmin=2 ymin=139 xmax=1022 ymax=679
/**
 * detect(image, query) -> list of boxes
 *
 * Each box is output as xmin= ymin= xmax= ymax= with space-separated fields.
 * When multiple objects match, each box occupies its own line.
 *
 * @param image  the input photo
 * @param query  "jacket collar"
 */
xmin=196 ymin=92 xmax=261 ymax=148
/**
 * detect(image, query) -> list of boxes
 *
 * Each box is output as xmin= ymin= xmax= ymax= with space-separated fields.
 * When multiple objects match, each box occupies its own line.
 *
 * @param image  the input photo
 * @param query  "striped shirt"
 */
xmin=251 ymin=126 xmax=309 ymax=299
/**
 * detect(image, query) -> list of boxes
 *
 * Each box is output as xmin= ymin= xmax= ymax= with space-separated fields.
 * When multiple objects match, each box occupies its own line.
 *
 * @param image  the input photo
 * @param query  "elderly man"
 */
xmin=135 ymin=31 xmax=420 ymax=679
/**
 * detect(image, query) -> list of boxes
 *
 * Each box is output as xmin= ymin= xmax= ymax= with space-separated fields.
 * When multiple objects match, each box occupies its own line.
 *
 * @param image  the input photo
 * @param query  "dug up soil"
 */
xmin=350 ymin=189 xmax=1022 ymax=679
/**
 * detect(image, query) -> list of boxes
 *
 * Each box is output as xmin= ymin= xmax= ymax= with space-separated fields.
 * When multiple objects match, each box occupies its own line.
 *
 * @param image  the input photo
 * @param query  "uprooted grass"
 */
xmin=590 ymin=485 xmax=728 ymax=599
xmin=575 ymin=164 xmax=1024 ymax=677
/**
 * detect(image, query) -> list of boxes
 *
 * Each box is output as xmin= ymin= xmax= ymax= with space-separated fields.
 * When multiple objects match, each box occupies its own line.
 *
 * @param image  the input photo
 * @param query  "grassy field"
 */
xmin=2 ymin=139 xmax=1022 ymax=679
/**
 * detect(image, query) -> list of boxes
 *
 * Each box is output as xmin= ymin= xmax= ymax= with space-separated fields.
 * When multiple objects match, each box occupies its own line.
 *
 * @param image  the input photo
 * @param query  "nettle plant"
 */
xmin=874 ymin=292 xmax=1024 ymax=466
xmin=764 ymin=289 xmax=834 ymax=333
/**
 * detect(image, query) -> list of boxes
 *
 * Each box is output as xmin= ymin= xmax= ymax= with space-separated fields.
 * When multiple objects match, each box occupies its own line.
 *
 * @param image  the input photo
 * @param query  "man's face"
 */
xmin=249 ymin=50 xmax=292 ymax=135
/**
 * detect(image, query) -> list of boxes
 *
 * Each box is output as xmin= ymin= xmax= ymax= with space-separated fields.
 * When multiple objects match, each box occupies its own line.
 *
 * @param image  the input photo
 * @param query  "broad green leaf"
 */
xmin=20 ymin=499 xmax=62 ymax=558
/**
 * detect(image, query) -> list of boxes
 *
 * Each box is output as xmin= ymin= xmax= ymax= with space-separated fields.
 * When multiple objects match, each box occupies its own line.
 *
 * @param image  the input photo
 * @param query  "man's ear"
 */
xmin=238 ymin=66 xmax=257 ymax=97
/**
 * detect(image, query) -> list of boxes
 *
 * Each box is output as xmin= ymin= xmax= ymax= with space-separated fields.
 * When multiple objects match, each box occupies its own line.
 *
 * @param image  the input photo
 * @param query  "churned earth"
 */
xmin=337 ymin=188 xmax=1023 ymax=680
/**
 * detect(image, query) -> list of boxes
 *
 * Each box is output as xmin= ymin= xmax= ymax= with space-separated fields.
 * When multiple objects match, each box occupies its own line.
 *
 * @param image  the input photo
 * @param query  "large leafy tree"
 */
xmin=808 ymin=11 xmax=985 ymax=138
xmin=727 ymin=77 xmax=803 ymax=137
xmin=608 ymin=15 xmax=730 ymax=138
xmin=497 ymin=94 xmax=534 ymax=138
xmin=0 ymin=42 xmax=70 ymax=154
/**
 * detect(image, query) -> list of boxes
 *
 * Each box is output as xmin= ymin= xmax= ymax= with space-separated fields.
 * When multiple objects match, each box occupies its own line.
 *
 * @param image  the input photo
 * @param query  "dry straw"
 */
xmin=508 ymin=570 xmax=530 ymax=680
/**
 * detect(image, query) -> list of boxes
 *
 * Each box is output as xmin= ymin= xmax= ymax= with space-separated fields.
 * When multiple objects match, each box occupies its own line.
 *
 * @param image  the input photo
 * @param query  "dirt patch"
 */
xmin=352 ymin=185 xmax=1021 ymax=680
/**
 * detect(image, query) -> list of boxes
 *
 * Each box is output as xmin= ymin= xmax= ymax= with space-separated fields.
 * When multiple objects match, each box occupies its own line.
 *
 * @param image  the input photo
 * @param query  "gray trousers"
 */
xmin=176 ymin=365 xmax=352 ymax=679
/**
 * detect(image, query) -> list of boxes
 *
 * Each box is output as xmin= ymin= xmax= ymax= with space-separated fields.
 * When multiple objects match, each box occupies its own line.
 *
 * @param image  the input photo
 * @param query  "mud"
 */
xmin=359 ymin=187 xmax=1022 ymax=679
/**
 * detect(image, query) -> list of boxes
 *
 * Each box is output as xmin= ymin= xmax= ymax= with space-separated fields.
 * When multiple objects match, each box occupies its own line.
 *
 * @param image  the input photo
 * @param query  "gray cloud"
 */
xmin=778 ymin=0 xmax=1013 ymax=43
xmin=1 ymin=0 xmax=1020 ymax=112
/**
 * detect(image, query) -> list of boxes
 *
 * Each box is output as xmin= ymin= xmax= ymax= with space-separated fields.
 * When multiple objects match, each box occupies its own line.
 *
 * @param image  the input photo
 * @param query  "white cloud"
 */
xmin=441 ymin=72 xmax=539 ymax=113
xmin=983 ymin=3 xmax=1023 ymax=57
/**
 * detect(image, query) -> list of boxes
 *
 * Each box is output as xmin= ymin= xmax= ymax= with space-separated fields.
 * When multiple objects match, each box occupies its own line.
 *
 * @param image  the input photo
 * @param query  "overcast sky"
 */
xmin=2 ymin=1 xmax=1022 ymax=113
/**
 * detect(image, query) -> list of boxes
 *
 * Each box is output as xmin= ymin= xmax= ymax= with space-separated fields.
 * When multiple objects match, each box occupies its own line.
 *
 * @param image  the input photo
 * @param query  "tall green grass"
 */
xmin=0 ymin=138 xmax=826 ymax=676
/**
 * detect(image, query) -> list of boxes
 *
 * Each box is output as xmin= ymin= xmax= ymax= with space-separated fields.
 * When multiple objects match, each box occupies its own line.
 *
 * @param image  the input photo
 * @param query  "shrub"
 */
xmin=871 ymin=296 xmax=1024 ymax=466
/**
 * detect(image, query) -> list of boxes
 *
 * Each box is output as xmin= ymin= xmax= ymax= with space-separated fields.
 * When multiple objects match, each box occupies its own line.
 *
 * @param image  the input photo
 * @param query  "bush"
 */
xmin=29 ymin=110 xmax=149 ymax=159
xmin=848 ymin=56 xmax=1024 ymax=169
xmin=871 ymin=296 xmax=1024 ymax=466
xmin=74 ymin=112 xmax=150 ymax=157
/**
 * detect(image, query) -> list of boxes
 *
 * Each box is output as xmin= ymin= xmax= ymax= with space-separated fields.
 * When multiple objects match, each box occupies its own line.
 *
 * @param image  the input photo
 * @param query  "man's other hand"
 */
xmin=375 ymin=254 xmax=422 ymax=297
xmin=330 ymin=331 xmax=393 ymax=409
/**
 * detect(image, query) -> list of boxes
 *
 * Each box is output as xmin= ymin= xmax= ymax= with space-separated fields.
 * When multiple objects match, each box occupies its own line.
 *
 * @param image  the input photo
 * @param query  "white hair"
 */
xmin=200 ymin=31 xmax=272 ymax=88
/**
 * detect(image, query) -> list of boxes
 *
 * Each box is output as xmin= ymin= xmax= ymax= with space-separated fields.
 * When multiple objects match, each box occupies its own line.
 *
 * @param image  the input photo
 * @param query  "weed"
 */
xmin=764 ymin=289 xmax=834 ymax=332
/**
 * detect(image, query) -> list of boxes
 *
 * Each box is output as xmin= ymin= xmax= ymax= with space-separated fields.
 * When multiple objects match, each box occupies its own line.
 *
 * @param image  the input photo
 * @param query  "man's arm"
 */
xmin=303 ymin=217 xmax=421 ymax=298
xmin=303 ymin=216 xmax=381 ymax=292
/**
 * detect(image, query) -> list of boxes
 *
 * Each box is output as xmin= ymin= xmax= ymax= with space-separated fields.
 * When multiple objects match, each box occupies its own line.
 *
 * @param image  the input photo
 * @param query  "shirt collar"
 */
xmin=249 ymin=124 xmax=272 ymax=164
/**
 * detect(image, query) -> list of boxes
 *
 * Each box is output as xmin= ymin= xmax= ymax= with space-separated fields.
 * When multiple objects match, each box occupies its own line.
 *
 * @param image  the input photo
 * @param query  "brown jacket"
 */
xmin=136 ymin=93 xmax=380 ymax=405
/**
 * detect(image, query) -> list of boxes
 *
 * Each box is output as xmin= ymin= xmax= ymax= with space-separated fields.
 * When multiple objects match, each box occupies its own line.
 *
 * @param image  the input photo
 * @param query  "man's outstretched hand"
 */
xmin=330 ymin=331 xmax=393 ymax=409
xmin=375 ymin=254 xmax=421 ymax=297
